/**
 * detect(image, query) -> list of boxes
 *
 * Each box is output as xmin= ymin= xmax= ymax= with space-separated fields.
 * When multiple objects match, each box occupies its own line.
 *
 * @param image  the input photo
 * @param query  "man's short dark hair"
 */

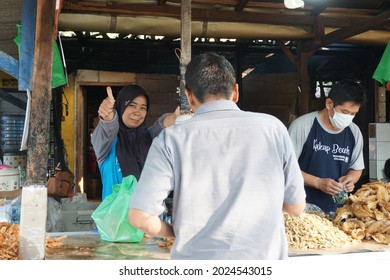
xmin=328 ymin=79 xmax=367 ymax=107
xmin=185 ymin=52 xmax=236 ymax=103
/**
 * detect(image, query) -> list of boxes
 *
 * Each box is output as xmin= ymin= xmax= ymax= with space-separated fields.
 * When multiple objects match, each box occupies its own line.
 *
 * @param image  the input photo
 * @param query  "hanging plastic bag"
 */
xmin=91 ymin=175 xmax=144 ymax=243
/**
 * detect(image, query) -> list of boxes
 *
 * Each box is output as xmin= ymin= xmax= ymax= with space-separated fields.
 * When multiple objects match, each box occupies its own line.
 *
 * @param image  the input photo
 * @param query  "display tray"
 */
xmin=44 ymin=231 xmax=390 ymax=260
xmin=45 ymin=232 xmax=170 ymax=260
xmin=289 ymin=241 xmax=390 ymax=256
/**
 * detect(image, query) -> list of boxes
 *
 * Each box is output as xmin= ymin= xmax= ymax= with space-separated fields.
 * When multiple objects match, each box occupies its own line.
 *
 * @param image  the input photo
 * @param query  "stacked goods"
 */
xmin=333 ymin=180 xmax=390 ymax=244
xmin=284 ymin=212 xmax=356 ymax=250
xmin=1 ymin=115 xmax=24 ymax=153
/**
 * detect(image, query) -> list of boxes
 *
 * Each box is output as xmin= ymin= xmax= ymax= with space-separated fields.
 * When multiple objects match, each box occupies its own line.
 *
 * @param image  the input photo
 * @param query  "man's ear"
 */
xmin=231 ymin=83 xmax=239 ymax=103
xmin=325 ymin=98 xmax=333 ymax=110
xmin=185 ymin=88 xmax=198 ymax=110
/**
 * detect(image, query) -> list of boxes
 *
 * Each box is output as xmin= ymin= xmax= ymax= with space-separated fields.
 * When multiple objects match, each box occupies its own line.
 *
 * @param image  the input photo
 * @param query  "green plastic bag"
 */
xmin=91 ymin=175 xmax=144 ymax=243
xmin=373 ymin=41 xmax=390 ymax=86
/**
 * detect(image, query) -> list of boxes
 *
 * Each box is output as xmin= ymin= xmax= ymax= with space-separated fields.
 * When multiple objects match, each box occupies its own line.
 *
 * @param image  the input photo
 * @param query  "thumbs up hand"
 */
xmin=98 ymin=86 xmax=116 ymax=121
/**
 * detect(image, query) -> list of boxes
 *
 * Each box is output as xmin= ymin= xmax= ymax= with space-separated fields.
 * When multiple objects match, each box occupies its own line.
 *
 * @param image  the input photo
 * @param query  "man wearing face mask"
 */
xmin=288 ymin=79 xmax=366 ymax=214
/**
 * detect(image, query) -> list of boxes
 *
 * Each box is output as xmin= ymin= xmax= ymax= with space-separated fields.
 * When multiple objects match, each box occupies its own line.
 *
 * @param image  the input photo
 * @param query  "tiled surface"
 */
xmin=368 ymin=123 xmax=390 ymax=179
xmin=374 ymin=123 xmax=390 ymax=141
xmin=369 ymin=159 xmax=387 ymax=180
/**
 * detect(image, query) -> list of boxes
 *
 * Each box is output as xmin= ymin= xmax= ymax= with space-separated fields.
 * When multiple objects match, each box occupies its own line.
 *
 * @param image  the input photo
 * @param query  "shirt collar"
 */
xmin=195 ymin=100 xmax=240 ymax=115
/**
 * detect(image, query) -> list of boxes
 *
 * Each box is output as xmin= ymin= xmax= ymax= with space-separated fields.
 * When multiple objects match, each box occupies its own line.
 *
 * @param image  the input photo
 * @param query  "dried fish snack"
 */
xmin=284 ymin=212 xmax=356 ymax=250
xmin=45 ymin=235 xmax=67 ymax=249
xmin=333 ymin=180 xmax=390 ymax=244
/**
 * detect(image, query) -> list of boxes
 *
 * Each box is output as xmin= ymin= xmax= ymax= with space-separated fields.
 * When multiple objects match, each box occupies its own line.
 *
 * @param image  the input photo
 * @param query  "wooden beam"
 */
xmin=297 ymin=51 xmax=310 ymax=115
xmin=18 ymin=0 xmax=37 ymax=91
xmin=0 ymin=50 xmax=19 ymax=79
xmin=26 ymin=0 xmax=57 ymax=185
xmin=277 ymin=41 xmax=297 ymax=67
xmin=313 ymin=16 xmax=325 ymax=47
xmin=61 ymin=1 xmax=386 ymax=33
xmin=19 ymin=0 xmax=57 ymax=261
xmin=302 ymin=10 xmax=390 ymax=52
xmin=296 ymin=41 xmax=316 ymax=115
xmin=62 ymin=2 xmax=317 ymax=26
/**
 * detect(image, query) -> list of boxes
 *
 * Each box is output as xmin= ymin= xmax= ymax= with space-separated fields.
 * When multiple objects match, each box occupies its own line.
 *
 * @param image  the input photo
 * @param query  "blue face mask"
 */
xmin=329 ymin=108 xmax=354 ymax=130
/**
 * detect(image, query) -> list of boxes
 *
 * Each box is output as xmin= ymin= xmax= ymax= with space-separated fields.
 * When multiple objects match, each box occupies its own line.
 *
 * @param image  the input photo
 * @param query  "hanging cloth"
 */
xmin=373 ymin=41 xmax=390 ymax=86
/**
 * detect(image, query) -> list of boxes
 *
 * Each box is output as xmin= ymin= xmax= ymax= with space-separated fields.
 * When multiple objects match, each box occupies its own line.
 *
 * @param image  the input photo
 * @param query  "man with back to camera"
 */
xmin=288 ymin=80 xmax=366 ymax=214
xmin=384 ymin=158 xmax=390 ymax=182
xmin=128 ymin=52 xmax=306 ymax=260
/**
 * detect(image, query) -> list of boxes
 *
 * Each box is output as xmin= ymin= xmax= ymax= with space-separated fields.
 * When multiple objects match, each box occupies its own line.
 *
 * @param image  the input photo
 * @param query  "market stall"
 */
xmin=43 ymin=231 xmax=390 ymax=260
xmin=2 ymin=179 xmax=390 ymax=260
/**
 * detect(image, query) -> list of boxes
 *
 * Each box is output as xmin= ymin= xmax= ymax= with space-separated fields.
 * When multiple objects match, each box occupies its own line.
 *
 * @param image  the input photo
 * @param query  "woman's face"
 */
xmin=121 ymin=95 xmax=148 ymax=128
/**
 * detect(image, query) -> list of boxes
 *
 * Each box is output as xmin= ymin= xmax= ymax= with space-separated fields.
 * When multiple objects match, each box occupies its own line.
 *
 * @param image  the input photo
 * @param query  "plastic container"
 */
xmin=1 ymin=114 xmax=25 ymax=153
xmin=0 ymin=165 xmax=20 ymax=191
xmin=3 ymin=152 xmax=27 ymax=169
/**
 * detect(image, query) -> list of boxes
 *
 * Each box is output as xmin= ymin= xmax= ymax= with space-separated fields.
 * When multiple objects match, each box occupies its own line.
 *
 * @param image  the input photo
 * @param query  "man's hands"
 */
xmin=98 ymin=86 xmax=116 ymax=121
xmin=315 ymin=178 xmax=344 ymax=195
xmin=313 ymin=175 xmax=356 ymax=195
xmin=302 ymin=170 xmax=360 ymax=195
xmin=338 ymin=173 xmax=358 ymax=192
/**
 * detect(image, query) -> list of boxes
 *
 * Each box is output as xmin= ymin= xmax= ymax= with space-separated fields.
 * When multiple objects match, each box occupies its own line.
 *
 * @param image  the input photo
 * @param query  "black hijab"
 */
xmin=115 ymin=85 xmax=152 ymax=180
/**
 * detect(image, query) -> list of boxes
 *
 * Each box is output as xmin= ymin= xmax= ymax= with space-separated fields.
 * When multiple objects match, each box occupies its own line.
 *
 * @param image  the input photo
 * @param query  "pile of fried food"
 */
xmin=157 ymin=237 xmax=174 ymax=251
xmin=0 ymin=222 xmax=66 ymax=260
xmin=0 ymin=222 xmax=19 ymax=260
xmin=284 ymin=212 xmax=356 ymax=250
xmin=333 ymin=180 xmax=390 ymax=244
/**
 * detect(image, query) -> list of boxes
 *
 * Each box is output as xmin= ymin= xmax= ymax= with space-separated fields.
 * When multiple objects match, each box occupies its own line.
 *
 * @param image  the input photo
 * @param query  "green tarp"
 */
xmin=373 ymin=41 xmax=390 ymax=86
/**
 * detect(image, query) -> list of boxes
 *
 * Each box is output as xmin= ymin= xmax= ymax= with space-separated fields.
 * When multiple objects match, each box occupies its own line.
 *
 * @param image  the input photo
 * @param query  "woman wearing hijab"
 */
xmin=91 ymin=85 xmax=178 ymax=200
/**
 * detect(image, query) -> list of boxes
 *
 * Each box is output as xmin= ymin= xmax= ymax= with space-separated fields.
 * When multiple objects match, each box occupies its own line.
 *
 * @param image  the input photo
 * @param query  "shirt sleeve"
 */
xmin=348 ymin=123 xmax=365 ymax=170
xmin=281 ymin=125 xmax=306 ymax=205
xmin=287 ymin=113 xmax=314 ymax=159
xmin=91 ymin=111 xmax=119 ymax=163
xmin=147 ymin=113 xmax=170 ymax=138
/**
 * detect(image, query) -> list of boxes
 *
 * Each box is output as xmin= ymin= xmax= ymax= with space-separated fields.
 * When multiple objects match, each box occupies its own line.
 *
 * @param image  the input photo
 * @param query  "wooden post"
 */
xmin=26 ymin=0 xmax=56 ymax=183
xmin=179 ymin=0 xmax=191 ymax=113
xmin=19 ymin=0 xmax=56 ymax=260
xmin=297 ymin=49 xmax=314 ymax=115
